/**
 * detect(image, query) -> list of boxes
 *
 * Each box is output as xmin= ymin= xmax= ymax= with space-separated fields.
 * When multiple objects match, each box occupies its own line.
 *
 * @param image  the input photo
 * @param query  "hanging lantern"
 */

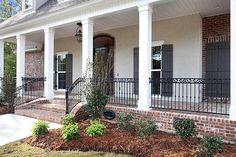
xmin=75 ymin=23 xmax=82 ymax=42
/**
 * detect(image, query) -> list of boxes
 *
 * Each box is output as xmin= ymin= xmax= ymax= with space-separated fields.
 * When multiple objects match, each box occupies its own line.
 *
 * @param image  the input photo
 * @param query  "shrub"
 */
xmin=116 ymin=113 xmax=135 ymax=131
xmin=86 ymin=87 xmax=108 ymax=120
xmin=61 ymin=114 xmax=76 ymax=126
xmin=0 ymin=96 xmax=4 ymax=106
xmin=86 ymin=120 xmax=106 ymax=136
xmin=62 ymin=123 xmax=80 ymax=141
xmin=135 ymin=120 xmax=156 ymax=138
xmin=201 ymin=135 xmax=224 ymax=156
xmin=32 ymin=120 xmax=49 ymax=136
xmin=173 ymin=118 xmax=197 ymax=139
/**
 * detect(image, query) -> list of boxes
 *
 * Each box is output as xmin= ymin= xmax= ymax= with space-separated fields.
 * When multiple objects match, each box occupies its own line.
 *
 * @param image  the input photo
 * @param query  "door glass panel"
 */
xmin=151 ymin=71 xmax=161 ymax=95
xmin=58 ymin=73 xmax=66 ymax=89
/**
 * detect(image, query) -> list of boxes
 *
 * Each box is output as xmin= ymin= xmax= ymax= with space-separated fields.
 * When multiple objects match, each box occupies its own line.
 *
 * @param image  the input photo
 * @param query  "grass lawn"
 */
xmin=0 ymin=141 xmax=130 ymax=157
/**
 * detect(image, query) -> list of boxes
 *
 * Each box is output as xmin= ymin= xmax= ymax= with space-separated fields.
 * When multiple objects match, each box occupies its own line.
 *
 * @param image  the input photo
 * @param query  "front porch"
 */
xmin=0 ymin=0 xmax=233 ymax=120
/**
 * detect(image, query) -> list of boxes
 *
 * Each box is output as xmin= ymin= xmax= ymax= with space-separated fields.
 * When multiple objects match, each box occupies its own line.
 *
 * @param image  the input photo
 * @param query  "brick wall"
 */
xmin=106 ymin=105 xmax=236 ymax=144
xmin=202 ymin=14 xmax=230 ymax=77
xmin=25 ymin=51 xmax=44 ymax=77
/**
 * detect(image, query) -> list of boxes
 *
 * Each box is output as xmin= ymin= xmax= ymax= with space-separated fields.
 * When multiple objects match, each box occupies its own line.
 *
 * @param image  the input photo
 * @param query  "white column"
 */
xmin=0 ymin=40 xmax=4 ymax=94
xmin=230 ymin=0 xmax=236 ymax=119
xmin=44 ymin=28 xmax=55 ymax=100
xmin=82 ymin=19 xmax=94 ymax=76
xmin=138 ymin=4 xmax=152 ymax=111
xmin=16 ymin=35 xmax=25 ymax=87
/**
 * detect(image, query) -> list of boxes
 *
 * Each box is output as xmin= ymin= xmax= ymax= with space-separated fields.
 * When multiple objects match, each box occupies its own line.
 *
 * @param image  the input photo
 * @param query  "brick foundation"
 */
xmin=106 ymin=105 xmax=236 ymax=144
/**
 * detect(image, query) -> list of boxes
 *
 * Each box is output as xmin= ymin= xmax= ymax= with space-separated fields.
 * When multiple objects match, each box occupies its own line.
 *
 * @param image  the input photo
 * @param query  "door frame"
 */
xmin=56 ymin=51 xmax=68 ymax=91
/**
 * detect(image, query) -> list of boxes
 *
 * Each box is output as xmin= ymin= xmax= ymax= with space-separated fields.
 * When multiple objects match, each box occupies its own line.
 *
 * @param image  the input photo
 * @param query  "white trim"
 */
xmin=56 ymin=51 xmax=68 ymax=56
xmin=152 ymin=40 xmax=165 ymax=47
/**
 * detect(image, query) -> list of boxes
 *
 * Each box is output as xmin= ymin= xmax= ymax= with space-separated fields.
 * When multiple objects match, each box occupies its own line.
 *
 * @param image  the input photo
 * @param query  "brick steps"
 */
xmin=15 ymin=108 xmax=64 ymax=123
xmin=15 ymin=98 xmax=66 ymax=124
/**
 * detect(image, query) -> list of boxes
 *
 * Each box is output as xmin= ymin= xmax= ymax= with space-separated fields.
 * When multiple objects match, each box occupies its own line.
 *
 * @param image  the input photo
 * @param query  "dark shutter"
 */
xmin=161 ymin=44 xmax=173 ymax=96
xmin=66 ymin=54 xmax=73 ymax=89
xmin=206 ymin=42 xmax=230 ymax=97
xmin=133 ymin=48 xmax=139 ymax=95
xmin=54 ymin=56 xmax=57 ymax=89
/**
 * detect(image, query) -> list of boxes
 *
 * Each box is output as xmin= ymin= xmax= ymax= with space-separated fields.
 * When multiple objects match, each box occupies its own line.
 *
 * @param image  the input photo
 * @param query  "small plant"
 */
xmin=62 ymin=123 xmax=80 ymax=141
xmin=86 ymin=120 xmax=106 ymax=136
xmin=135 ymin=120 xmax=156 ymax=138
xmin=61 ymin=114 xmax=76 ymax=126
xmin=31 ymin=120 xmax=49 ymax=136
xmin=201 ymin=135 xmax=224 ymax=157
xmin=173 ymin=118 xmax=197 ymax=139
xmin=116 ymin=113 xmax=135 ymax=131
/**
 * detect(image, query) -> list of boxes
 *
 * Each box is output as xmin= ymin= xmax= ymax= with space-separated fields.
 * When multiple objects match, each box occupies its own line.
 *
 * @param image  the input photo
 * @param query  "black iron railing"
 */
xmin=65 ymin=77 xmax=139 ymax=114
xmin=149 ymin=78 xmax=230 ymax=115
xmin=66 ymin=77 xmax=85 ymax=114
xmin=12 ymin=77 xmax=45 ymax=110
xmin=98 ymin=78 xmax=138 ymax=106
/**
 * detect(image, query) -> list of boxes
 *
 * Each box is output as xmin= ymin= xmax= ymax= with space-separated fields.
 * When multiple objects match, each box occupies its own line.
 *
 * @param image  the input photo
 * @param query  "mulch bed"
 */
xmin=25 ymin=120 xmax=236 ymax=157
xmin=0 ymin=105 xmax=10 ymax=115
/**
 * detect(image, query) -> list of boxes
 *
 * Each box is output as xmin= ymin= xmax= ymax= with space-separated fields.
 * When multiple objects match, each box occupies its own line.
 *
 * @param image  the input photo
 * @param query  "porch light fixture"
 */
xmin=75 ymin=23 xmax=82 ymax=42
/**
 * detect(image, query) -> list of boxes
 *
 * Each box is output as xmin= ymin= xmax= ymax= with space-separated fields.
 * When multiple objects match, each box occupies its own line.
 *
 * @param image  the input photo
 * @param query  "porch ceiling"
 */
xmin=10 ymin=0 xmax=229 ymax=44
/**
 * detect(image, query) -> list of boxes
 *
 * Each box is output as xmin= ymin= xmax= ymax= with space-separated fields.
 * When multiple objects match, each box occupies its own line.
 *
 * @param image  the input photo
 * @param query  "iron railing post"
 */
xmin=65 ymin=90 xmax=69 ymax=114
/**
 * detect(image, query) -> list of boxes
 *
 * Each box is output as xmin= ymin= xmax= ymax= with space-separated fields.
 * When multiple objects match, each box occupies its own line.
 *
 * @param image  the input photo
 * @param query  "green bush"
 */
xmin=86 ymin=87 xmax=108 ymax=119
xmin=86 ymin=120 xmax=106 ymax=136
xmin=0 ymin=96 xmax=4 ymax=106
xmin=61 ymin=114 xmax=76 ymax=126
xmin=201 ymin=135 xmax=224 ymax=157
xmin=62 ymin=124 xmax=80 ymax=141
xmin=31 ymin=120 xmax=49 ymax=136
xmin=173 ymin=118 xmax=197 ymax=139
xmin=135 ymin=120 xmax=156 ymax=138
xmin=2 ymin=77 xmax=16 ymax=105
xmin=116 ymin=113 xmax=135 ymax=132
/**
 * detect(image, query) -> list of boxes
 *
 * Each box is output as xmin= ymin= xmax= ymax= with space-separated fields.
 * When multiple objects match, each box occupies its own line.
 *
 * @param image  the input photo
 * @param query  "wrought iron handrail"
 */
xmin=10 ymin=77 xmax=45 ymax=112
xmin=66 ymin=77 xmax=85 ymax=114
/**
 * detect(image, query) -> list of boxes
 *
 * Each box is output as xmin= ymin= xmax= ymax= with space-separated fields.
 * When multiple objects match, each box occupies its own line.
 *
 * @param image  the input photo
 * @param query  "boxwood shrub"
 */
xmin=86 ymin=120 xmax=106 ymax=136
xmin=173 ymin=118 xmax=197 ymax=139
xmin=32 ymin=120 xmax=49 ymax=136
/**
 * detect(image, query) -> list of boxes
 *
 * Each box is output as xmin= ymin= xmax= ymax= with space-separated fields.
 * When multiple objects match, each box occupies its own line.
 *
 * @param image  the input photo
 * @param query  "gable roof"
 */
xmin=0 ymin=0 xmax=90 ymax=29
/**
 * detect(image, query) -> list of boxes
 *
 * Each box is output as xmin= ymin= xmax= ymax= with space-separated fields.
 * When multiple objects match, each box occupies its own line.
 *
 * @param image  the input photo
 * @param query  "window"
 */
xmin=57 ymin=54 xmax=67 ymax=90
xmin=151 ymin=46 xmax=162 ymax=95
xmin=25 ymin=0 xmax=33 ymax=9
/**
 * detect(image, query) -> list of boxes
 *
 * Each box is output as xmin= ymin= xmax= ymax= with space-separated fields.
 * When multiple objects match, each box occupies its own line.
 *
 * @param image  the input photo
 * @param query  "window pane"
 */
xmin=58 ymin=63 xmax=66 ymax=71
xmin=25 ymin=0 xmax=33 ymax=9
xmin=58 ymin=55 xmax=66 ymax=64
xmin=151 ymin=71 xmax=160 ymax=95
xmin=152 ymin=46 xmax=161 ymax=69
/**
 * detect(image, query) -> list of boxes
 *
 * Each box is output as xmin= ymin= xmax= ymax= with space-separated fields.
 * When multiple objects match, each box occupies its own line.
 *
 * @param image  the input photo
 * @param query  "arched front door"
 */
xmin=93 ymin=34 xmax=114 ymax=79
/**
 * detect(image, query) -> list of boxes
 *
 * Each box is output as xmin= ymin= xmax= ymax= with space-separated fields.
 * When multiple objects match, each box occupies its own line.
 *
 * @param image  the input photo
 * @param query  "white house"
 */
xmin=0 ymin=0 xmax=235 ymax=122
